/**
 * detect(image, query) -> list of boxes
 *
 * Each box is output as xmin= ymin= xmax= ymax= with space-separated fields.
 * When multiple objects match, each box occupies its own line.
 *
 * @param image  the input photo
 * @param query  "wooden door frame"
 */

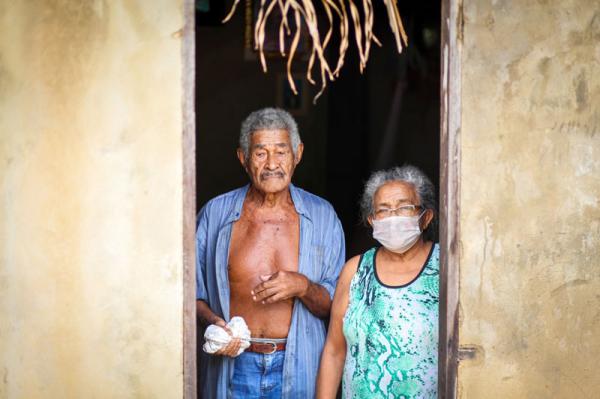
xmin=439 ymin=0 xmax=461 ymax=398
xmin=182 ymin=0 xmax=197 ymax=398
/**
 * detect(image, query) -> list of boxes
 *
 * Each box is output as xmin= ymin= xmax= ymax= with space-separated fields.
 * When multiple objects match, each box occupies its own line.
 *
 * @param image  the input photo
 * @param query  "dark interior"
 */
xmin=196 ymin=1 xmax=440 ymax=258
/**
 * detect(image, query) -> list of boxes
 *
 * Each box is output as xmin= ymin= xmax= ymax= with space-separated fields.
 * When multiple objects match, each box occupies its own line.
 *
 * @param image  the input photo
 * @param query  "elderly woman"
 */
xmin=316 ymin=165 xmax=439 ymax=399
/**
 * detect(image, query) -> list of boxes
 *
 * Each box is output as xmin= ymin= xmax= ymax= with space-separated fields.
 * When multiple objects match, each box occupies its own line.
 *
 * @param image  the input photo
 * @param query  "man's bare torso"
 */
xmin=228 ymin=197 xmax=300 ymax=338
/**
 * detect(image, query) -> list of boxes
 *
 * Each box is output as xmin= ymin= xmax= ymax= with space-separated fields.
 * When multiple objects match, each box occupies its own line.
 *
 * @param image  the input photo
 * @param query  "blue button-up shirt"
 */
xmin=196 ymin=184 xmax=345 ymax=399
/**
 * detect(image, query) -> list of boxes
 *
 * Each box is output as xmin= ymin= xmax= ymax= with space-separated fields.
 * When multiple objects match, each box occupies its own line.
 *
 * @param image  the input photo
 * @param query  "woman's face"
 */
xmin=369 ymin=181 xmax=433 ymax=230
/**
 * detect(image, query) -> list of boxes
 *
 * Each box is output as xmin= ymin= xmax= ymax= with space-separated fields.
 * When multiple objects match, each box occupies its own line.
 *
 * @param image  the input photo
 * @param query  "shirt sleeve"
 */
xmin=319 ymin=215 xmax=346 ymax=299
xmin=196 ymin=205 xmax=209 ymax=301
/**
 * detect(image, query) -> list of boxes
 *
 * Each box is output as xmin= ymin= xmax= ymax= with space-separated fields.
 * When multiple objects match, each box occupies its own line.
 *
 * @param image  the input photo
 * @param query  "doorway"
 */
xmin=189 ymin=0 xmax=450 ymax=397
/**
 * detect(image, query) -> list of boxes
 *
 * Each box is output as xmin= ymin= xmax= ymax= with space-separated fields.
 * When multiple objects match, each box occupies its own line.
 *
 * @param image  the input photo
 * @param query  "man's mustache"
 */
xmin=260 ymin=171 xmax=285 ymax=179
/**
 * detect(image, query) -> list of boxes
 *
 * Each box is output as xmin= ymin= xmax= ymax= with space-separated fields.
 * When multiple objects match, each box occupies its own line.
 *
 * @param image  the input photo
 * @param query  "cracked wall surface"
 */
xmin=0 ymin=1 xmax=184 ymax=397
xmin=458 ymin=0 xmax=600 ymax=397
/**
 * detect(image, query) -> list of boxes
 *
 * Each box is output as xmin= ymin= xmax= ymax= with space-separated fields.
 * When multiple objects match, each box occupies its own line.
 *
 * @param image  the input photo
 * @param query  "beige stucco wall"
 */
xmin=458 ymin=0 xmax=600 ymax=397
xmin=0 ymin=1 xmax=185 ymax=398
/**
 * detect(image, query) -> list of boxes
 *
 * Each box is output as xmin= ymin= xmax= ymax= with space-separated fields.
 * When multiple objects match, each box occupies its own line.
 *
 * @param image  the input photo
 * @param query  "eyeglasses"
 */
xmin=373 ymin=204 xmax=422 ymax=218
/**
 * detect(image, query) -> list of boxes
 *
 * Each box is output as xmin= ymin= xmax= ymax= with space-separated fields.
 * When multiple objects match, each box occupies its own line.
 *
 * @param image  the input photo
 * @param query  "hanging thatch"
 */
xmin=223 ymin=0 xmax=408 ymax=102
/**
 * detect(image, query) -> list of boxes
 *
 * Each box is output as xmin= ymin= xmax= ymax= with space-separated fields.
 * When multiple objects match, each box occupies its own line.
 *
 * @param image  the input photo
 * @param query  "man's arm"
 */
xmin=196 ymin=206 xmax=241 ymax=357
xmin=196 ymin=299 xmax=225 ymax=328
xmin=251 ymin=271 xmax=332 ymax=318
xmin=298 ymin=277 xmax=332 ymax=318
xmin=251 ymin=213 xmax=346 ymax=318
xmin=197 ymin=300 xmax=242 ymax=357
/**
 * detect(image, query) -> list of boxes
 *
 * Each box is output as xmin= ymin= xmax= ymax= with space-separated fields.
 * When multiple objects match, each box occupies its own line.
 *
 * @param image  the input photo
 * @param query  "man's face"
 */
xmin=238 ymin=129 xmax=303 ymax=194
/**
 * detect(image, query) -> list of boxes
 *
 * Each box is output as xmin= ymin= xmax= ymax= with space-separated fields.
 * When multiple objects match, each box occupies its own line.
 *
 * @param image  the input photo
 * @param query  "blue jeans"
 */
xmin=231 ymin=350 xmax=285 ymax=399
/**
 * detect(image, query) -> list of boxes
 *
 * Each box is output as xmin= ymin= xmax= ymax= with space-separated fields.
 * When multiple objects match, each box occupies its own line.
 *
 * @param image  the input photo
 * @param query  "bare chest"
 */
xmin=228 ymin=213 xmax=300 ymax=285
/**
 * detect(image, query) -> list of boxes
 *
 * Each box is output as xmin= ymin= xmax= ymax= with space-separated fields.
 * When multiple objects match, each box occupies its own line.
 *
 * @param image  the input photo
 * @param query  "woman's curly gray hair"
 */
xmin=360 ymin=165 xmax=438 ymax=241
xmin=239 ymin=108 xmax=301 ymax=159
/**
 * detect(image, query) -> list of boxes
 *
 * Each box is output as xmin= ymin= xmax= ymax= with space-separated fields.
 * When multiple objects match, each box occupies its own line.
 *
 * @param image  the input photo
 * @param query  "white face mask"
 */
xmin=372 ymin=211 xmax=425 ymax=254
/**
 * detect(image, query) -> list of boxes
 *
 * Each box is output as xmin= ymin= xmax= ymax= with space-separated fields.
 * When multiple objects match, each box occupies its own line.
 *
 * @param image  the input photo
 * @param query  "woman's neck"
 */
xmin=380 ymin=237 xmax=429 ymax=264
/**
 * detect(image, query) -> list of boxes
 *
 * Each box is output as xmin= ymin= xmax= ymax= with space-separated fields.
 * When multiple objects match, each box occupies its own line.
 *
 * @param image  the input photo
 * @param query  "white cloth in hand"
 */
xmin=203 ymin=316 xmax=251 ymax=356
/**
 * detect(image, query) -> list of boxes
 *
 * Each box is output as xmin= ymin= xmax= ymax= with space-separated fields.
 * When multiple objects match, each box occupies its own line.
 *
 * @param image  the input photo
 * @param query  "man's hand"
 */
xmin=212 ymin=318 xmax=243 ymax=357
xmin=251 ymin=271 xmax=310 ymax=304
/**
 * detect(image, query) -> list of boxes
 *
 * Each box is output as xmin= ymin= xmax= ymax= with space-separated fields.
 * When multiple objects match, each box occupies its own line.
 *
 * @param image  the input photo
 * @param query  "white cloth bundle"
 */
xmin=203 ymin=316 xmax=251 ymax=356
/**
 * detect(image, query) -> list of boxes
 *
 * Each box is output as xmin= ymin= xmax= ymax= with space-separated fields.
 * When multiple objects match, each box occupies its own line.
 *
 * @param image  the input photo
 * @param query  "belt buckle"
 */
xmin=265 ymin=342 xmax=277 ymax=354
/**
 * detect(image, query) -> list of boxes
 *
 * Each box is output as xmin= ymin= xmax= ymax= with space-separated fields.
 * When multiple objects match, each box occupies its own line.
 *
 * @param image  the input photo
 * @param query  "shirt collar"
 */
xmin=227 ymin=183 xmax=311 ymax=223
xmin=289 ymin=183 xmax=311 ymax=221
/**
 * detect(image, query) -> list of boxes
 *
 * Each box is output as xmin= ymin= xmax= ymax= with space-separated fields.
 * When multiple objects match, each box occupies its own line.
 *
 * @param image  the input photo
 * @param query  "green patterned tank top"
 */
xmin=342 ymin=244 xmax=439 ymax=399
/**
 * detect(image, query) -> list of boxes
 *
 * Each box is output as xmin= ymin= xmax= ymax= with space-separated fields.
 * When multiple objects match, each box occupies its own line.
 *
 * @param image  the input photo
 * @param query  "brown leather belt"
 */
xmin=247 ymin=341 xmax=286 ymax=354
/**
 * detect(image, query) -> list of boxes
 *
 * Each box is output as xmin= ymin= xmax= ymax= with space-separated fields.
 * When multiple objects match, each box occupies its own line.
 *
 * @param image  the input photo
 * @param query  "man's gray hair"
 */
xmin=239 ymin=108 xmax=301 ymax=158
xmin=360 ymin=165 xmax=438 ymax=240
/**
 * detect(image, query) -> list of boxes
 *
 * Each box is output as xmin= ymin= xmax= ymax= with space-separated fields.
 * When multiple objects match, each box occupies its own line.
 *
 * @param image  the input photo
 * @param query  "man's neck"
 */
xmin=246 ymin=185 xmax=293 ymax=209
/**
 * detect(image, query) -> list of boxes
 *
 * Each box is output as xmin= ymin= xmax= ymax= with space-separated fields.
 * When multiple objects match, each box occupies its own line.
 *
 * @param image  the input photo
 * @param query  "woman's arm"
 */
xmin=316 ymin=255 xmax=361 ymax=399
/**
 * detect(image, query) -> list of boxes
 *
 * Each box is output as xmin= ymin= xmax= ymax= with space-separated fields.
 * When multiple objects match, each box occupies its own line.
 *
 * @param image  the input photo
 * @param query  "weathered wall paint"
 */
xmin=458 ymin=0 xmax=600 ymax=397
xmin=0 ymin=1 xmax=184 ymax=397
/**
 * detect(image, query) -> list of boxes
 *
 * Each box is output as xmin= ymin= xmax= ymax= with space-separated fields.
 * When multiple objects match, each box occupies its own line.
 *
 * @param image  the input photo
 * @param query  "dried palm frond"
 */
xmin=223 ymin=0 xmax=408 ymax=102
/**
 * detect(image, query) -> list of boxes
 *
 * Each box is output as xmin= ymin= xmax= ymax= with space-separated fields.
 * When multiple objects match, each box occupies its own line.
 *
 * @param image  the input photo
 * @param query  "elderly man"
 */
xmin=196 ymin=108 xmax=345 ymax=399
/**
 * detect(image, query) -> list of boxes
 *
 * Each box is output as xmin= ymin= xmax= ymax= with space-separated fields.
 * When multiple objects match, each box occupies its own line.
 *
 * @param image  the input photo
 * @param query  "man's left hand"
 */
xmin=251 ymin=271 xmax=310 ymax=304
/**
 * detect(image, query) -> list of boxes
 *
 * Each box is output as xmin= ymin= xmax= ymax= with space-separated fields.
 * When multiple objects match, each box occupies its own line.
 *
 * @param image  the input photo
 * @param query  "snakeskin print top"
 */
xmin=342 ymin=244 xmax=439 ymax=399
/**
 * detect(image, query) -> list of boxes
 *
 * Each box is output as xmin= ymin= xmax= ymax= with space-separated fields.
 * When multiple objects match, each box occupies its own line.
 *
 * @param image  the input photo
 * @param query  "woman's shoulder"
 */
xmin=360 ymin=247 xmax=378 ymax=264
xmin=339 ymin=254 xmax=361 ymax=283
xmin=423 ymin=242 xmax=440 ymax=274
xmin=338 ymin=248 xmax=378 ymax=285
